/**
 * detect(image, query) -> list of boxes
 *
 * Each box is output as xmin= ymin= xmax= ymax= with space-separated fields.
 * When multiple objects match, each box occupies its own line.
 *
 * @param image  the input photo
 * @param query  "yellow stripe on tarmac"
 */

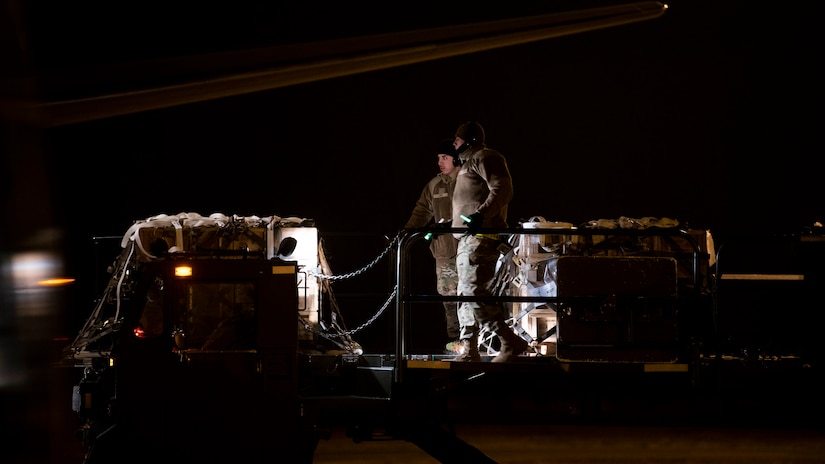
xmin=406 ymin=359 xmax=452 ymax=369
xmin=644 ymin=363 xmax=689 ymax=372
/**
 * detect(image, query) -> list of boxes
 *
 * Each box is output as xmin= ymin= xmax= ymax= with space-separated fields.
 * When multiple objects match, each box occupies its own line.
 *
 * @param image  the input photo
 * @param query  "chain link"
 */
xmin=342 ymin=284 xmax=397 ymax=335
xmin=306 ymin=234 xmax=399 ymax=281
xmin=302 ymin=233 xmax=401 ymax=345
xmin=299 ymin=285 xmax=397 ymax=338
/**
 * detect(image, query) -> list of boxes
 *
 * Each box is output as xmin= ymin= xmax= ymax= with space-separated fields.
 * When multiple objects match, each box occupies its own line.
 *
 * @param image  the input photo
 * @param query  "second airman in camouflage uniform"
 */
xmin=405 ymin=139 xmax=465 ymax=348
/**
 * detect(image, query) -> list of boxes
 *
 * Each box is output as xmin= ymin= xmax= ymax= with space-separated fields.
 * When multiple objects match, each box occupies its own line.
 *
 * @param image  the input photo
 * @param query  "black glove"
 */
xmin=463 ymin=212 xmax=484 ymax=232
xmin=424 ymin=220 xmax=452 ymax=241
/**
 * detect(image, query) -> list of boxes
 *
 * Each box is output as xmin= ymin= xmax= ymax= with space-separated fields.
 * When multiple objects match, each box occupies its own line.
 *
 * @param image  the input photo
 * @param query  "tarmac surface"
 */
xmin=9 ymin=350 xmax=822 ymax=464
xmin=310 ymin=357 xmax=825 ymax=464
xmin=8 ymin=372 xmax=825 ymax=464
xmin=312 ymin=423 xmax=825 ymax=464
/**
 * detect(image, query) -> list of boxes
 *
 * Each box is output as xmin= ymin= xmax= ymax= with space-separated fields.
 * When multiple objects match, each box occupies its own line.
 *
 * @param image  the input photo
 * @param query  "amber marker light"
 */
xmin=38 ymin=277 xmax=76 ymax=286
xmin=174 ymin=266 xmax=193 ymax=277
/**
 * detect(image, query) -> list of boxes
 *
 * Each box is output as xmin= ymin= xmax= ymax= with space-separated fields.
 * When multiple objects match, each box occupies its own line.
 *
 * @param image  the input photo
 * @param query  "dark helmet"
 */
xmin=437 ymin=139 xmax=457 ymax=158
xmin=455 ymin=121 xmax=485 ymax=146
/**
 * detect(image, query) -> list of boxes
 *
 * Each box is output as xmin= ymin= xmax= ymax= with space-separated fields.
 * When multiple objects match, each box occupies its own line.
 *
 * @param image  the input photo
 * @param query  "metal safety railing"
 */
xmin=393 ymin=226 xmax=708 ymax=379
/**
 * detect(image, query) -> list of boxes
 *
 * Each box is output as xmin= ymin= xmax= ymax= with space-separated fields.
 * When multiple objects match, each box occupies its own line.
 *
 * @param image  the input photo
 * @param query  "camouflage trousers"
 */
xmin=456 ymin=235 xmax=505 ymax=339
xmin=435 ymin=257 xmax=460 ymax=339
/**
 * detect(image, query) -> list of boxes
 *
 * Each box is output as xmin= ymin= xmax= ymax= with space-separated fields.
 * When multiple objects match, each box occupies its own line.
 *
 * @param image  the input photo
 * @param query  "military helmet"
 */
xmin=455 ymin=121 xmax=485 ymax=145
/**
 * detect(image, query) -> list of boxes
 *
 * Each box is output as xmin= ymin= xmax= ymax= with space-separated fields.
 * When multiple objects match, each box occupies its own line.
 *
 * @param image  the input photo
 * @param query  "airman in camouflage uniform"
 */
xmin=450 ymin=121 xmax=528 ymax=362
xmin=405 ymin=139 xmax=464 ymax=346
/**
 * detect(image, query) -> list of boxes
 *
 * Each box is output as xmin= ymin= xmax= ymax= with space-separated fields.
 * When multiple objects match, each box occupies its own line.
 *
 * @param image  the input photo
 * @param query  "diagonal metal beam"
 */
xmin=0 ymin=2 xmax=667 ymax=128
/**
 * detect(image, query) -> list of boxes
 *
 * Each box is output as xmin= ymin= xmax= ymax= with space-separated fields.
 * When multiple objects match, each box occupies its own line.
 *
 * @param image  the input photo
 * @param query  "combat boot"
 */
xmin=491 ymin=322 xmax=529 ymax=363
xmin=450 ymin=338 xmax=481 ymax=362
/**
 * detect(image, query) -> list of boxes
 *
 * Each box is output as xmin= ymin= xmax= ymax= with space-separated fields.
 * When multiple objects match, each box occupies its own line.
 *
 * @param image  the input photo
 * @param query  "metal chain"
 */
xmin=300 ymin=233 xmax=400 ymax=347
xmin=341 ymin=284 xmax=397 ymax=336
xmin=298 ymin=284 xmax=398 ymax=338
xmin=306 ymin=234 xmax=399 ymax=281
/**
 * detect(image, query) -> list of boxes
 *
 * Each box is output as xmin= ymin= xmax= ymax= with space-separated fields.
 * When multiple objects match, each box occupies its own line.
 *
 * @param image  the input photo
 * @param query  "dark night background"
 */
xmin=2 ymin=0 xmax=823 ymax=344
xmin=1 ymin=0 xmax=822 ymax=343
xmin=28 ymin=1 xmax=821 ymax=237
xmin=1 ymin=1 xmax=824 ymax=463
